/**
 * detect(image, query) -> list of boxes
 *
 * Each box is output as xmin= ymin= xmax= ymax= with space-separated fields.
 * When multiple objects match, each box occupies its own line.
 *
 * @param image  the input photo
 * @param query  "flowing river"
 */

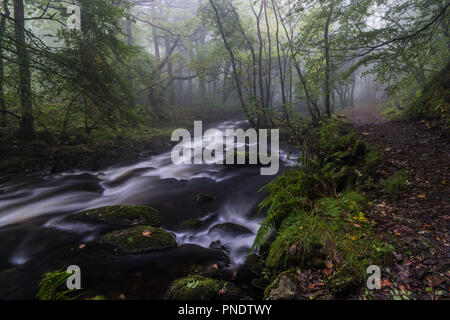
xmin=0 ymin=120 xmax=300 ymax=299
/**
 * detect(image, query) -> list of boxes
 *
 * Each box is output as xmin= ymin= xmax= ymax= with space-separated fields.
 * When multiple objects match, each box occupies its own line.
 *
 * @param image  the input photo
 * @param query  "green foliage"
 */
xmin=263 ymin=190 xmax=393 ymax=282
xmin=382 ymin=169 xmax=410 ymax=195
xmin=253 ymin=119 xmax=394 ymax=296
xmin=403 ymin=62 xmax=450 ymax=126
xmin=37 ymin=269 xmax=83 ymax=300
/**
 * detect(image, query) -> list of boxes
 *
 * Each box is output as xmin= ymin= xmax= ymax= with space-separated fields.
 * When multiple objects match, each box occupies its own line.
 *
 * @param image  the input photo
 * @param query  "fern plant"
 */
xmin=37 ymin=268 xmax=83 ymax=300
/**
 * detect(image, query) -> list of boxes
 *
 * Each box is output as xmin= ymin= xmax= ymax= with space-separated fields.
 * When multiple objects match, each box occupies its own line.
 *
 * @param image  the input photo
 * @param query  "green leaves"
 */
xmin=36 ymin=268 xmax=83 ymax=300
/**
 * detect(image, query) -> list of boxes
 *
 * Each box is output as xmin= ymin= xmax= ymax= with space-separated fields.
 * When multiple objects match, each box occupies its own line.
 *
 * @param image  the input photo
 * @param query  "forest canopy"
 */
xmin=0 ymin=0 xmax=448 ymax=140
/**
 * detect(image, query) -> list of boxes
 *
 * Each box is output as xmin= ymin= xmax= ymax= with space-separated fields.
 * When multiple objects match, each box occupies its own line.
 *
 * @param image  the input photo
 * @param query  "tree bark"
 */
xmin=324 ymin=3 xmax=334 ymax=118
xmin=209 ymin=0 xmax=254 ymax=126
xmin=13 ymin=0 xmax=34 ymax=138
xmin=0 ymin=0 xmax=9 ymax=127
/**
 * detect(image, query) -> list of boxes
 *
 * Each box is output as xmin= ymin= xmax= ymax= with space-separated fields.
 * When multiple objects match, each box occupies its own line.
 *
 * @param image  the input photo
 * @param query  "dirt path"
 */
xmin=345 ymin=104 xmax=449 ymax=300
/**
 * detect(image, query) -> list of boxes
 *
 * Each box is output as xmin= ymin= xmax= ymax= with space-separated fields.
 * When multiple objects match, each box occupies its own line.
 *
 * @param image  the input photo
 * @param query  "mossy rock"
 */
xmin=166 ymin=275 xmax=244 ymax=300
xmin=264 ymin=271 xmax=301 ymax=300
xmin=180 ymin=218 xmax=206 ymax=230
xmin=71 ymin=205 xmax=162 ymax=228
xmin=100 ymin=226 xmax=177 ymax=253
xmin=208 ymin=223 xmax=253 ymax=236
xmin=195 ymin=193 xmax=216 ymax=203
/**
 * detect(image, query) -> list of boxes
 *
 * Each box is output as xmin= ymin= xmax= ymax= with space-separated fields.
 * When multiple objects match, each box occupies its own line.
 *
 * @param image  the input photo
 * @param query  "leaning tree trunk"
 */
xmin=209 ymin=0 xmax=254 ymax=126
xmin=13 ymin=0 xmax=34 ymax=138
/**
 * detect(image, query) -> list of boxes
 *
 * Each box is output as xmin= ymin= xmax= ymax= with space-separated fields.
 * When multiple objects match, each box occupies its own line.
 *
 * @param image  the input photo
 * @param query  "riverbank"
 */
xmin=0 ymin=127 xmax=175 ymax=176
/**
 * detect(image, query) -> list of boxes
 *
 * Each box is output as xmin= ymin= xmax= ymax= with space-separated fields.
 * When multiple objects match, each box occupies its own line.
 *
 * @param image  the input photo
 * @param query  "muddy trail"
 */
xmin=344 ymin=104 xmax=449 ymax=299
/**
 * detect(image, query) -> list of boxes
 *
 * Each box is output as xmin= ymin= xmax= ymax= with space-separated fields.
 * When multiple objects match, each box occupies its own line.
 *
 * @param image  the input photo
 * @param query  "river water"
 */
xmin=0 ymin=120 xmax=300 ymax=299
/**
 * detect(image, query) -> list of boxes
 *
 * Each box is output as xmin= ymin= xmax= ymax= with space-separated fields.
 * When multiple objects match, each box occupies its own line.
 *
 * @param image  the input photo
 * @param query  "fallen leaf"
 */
xmin=324 ymin=268 xmax=333 ymax=276
xmin=425 ymin=275 xmax=446 ymax=287
xmin=381 ymin=279 xmax=392 ymax=288
xmin=142 ymin=230 xmax=152 ymax=238
xmin=417 ymin=194 xmax=426 ymax=199
xmin=398 ymin=284 xmax=407 ymax=292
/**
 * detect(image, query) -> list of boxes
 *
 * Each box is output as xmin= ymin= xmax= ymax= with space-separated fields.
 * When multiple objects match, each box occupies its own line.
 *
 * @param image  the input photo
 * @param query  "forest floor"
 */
xmin=343 ymin=103 xmax=449 ymax=300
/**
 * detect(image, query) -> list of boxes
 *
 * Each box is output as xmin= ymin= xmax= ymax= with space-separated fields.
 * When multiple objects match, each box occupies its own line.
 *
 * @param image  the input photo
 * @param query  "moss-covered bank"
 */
xmin=252 ymin=118 xmax=395 ymax=299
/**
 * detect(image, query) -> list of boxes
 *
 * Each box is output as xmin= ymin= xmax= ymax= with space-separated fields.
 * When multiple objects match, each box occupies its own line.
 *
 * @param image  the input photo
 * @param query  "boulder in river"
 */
xmin=70 ymin=205 xmax=162 ymax=228
xmin=180 ymin=218 xmax=206 ymax=230
xmin=208 ymin=223 xmax=253 ymax=236
xmin=166 ymin=275 xmax=244 ymax=300
xmin=100 ymin=226 xmax=177 ymax=253
xmin=209 ymin=240 xmax=228 ymax=252
xmin=195 ymin=193 xmax=216 ymax=204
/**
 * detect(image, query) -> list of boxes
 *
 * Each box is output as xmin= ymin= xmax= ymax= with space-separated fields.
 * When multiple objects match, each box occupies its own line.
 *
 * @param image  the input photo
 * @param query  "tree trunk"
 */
xmin=165 ymin=36 xmax=175 ymax=105
xmin=209 ymin=0 xmax=254 ymax=126
xmin=324 ymin=4 xmax=333 ymax=118
xmin=222 ymin=62 xmax=230 ymax=103
xmin=13 ymin=0 xmax=34 ymax=138
xmin=271 ymin=0 xmax=291 ymax=126
xmin=0 ymin=0 xmax=9 ymax=127
xmin=126 ymin=8 xmax=133 ymax=46
xmin=273 ymin=0 xmax=320 ymax=118
xmin=149 ymin=27 xmax=161 ymax=108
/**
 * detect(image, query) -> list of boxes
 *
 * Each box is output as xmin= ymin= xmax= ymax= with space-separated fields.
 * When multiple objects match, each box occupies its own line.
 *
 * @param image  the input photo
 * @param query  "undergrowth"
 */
xmin=252 ymin=118 xmax=394 ymax=296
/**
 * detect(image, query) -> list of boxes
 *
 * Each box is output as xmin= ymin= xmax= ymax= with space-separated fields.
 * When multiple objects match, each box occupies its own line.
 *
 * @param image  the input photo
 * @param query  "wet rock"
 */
xmin=209 ymin=240 xmax=228 ymax=251
xmin=165 ymin=275 xmax=244 ymax=300
xmin=70 ymin=205 xmax=162 ymax=228
xmin=100 ymin=226 xmax=177 ymax=253
xmin=181 ymin=218 xmax=206 ymax=230
xmin=251 ymin=278 xmax=270 ymax=290
xmin=264 ymin=272 xmax=301 ymax=300
xmin=208 ymin=223 xmax=252 ymax=236
xmin=186 ymin=264 xmax=221 ymax=279
xmin=195 ymin=193 xmax=216 ymax=204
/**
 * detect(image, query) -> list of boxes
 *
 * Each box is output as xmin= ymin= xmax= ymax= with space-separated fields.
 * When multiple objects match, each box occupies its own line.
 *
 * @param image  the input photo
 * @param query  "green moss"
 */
xmin=382 ymin=169 xmax=409 ymax=194
xmin=166 ymin=275 xmax=243 ymax=300
xmin=251 ymin=119 xmax=395 ymax=297
xmin=265 ymin=210 xmax=332 ymax=271
xmin=403 ymin=62 xmax=450 ymax=122
xmin=263 ymin=191 xmax=393 ymax=288
xmin=72 ymin=205 xmax=162 ymax=228
xmin=101 ymin=226 xmax=177 ymax=253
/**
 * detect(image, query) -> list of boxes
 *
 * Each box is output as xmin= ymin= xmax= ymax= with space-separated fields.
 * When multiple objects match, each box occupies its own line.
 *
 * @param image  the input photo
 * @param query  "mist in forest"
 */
xmin=0 ymin=0 xmax=448 ymax=302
